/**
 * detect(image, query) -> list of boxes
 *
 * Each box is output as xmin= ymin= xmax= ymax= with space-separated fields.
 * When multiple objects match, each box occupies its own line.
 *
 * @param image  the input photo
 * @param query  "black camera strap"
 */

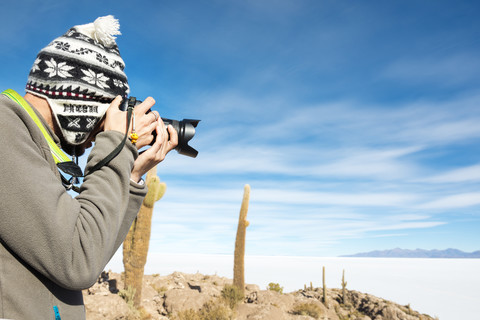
xmin=88 ymin=103 xmax=134 ymax=174
xmin=63 ymin=105 xmax=133 ymax=192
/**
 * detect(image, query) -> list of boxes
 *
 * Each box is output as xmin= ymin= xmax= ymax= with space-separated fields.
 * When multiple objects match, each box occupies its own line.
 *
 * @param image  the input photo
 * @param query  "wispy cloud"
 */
xmin=382 ymin=54 xmax=480 ymax=87
xmin=421 ymin=164 xmax=480 ymax=184
xmin=163 ymin=144 xmax=422 ymax=182
xmin=418 ymin=193 xmax=480 ymax=210
xmin=166 ymin=91 xmax=480 ymax=184
xmin=251 ymin=189 xmax=419 ymax=207
xmin=150 ymin=187 xmax=446 ymax=256
xmin=191 ymin=88 xmax=480 ymax=145
xmin=160 ymin=181 xmax=424 ymax=209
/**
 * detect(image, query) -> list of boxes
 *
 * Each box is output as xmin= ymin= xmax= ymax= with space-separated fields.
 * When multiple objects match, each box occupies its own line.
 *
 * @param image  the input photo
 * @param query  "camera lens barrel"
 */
xmin=120 ymin=97 xmax=200 ymax=158
xmin=160 ymin=118 xmax=200 ymax=158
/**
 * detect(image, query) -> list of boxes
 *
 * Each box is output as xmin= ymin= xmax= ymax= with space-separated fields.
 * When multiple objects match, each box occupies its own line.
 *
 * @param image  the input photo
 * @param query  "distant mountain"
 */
xmin=341 ymin=248 xmax=480 ymax=258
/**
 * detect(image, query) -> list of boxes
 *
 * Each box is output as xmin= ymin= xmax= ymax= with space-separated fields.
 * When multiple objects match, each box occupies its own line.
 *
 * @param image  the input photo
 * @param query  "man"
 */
xmin=0 ymin=16 xmax=177 ymax=319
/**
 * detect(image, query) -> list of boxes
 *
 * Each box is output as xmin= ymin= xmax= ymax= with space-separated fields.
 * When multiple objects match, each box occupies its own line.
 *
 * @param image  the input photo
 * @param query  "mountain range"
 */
xmin=341 ymin=248 xmax=480 ymax=258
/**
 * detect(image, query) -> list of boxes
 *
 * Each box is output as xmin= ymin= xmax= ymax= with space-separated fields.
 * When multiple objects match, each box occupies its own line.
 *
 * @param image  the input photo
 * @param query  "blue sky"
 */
xmin=2 ymin=0 xmax=480 ymax=257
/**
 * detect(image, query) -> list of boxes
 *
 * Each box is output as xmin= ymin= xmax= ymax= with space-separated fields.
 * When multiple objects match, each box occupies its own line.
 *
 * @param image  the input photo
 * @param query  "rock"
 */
xmin=164 ymin=288 xmax=209 ymax=314
xmin=237 ymin=303 xmax=286 ymax=320
xmin=246 ymin=284 xmax=260 ymax=292
xmin=255 ymin=290 xmax=296 ymax=312
xmin=83 ymin=293 xmax=132 ymax=319
xmin=245 ymin=290 xmax=258 ymax=303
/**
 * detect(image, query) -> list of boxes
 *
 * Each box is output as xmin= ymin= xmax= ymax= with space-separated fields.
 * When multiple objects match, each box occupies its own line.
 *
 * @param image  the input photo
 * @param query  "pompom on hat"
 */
xmin=26 ymin=15 xmax=129 ymax=145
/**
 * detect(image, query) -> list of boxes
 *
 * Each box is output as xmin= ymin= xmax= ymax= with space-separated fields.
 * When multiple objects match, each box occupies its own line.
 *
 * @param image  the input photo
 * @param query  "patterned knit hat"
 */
xmin=26 ymin=15 xmax=129 ymax=145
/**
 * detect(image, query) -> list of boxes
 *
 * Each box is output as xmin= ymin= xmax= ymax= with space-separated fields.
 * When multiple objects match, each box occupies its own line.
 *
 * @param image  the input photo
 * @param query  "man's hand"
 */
xmin=131 ymin=122 xmax=178 ymax=183
xmin=104 ymin=96 xmax=158 ymax=148
xmin=104 ymin=95 xmax=179 ymax=182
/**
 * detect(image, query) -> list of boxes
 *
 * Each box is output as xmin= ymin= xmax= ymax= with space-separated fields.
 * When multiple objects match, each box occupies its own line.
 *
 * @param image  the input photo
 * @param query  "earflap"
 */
xmin=45 ymin=97 xmax=110 ymax=145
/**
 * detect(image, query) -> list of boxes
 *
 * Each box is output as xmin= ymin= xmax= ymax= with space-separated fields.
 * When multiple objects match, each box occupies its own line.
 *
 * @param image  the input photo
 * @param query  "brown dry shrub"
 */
xmin=221 ymin=284 xmax=244 ymax=309
xmin=291 ymin=302 xmax=323 ymax=319
xmin=173 ymin=300 xmax=234 ymax=320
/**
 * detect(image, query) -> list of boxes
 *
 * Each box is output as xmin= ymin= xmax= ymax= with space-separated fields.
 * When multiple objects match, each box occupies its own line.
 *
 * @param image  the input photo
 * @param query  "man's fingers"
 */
xmin=134 ymin=97 xmax=156 ymax=115
xmin=107 ymin=96 xmax=123 ymax=113
xmin=167 ymin=124 xmax=178 ymax=149
xmin=151 ymin=111 xmax=160 ymax=122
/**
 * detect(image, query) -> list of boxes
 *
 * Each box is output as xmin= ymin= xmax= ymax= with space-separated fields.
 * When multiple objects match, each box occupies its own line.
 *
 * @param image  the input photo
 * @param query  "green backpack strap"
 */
xmin=2 ymin=89 xmax=83 ymax=178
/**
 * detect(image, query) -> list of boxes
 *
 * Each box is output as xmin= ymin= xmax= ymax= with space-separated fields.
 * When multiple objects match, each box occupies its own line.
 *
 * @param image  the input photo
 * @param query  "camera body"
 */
xmin=121 ymin=96 xmax=200 ymax=158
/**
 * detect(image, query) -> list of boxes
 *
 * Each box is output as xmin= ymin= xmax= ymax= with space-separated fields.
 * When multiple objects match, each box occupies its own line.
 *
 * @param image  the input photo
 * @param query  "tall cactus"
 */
xmin=233 ymin=184 xmax=251 ymax=297
xmin=123 ymin=166 xmax=166 ymax=307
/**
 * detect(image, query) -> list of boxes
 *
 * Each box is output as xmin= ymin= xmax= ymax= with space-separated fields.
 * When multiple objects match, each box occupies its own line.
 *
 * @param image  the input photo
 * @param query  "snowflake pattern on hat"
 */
xmin=44 ymin=58 xmax=75 ymax=78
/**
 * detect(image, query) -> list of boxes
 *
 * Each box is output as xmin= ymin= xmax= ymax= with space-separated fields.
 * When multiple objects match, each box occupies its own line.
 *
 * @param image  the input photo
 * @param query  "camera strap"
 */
xmin=87 ymin=104 xmax=133 ymax=174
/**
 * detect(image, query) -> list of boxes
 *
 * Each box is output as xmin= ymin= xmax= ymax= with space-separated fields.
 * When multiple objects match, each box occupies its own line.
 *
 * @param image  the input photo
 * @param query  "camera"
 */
xmin=121 ymin=96 xmax=200 ymax=158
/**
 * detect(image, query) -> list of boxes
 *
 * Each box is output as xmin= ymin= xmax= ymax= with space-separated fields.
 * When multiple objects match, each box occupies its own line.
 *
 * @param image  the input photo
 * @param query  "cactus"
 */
xmin=322 ymin=266 xmax=327 ymax=306
xmin=341 ymin=269 xmax=348 ymax=304
xmin=123 ymin=166 xmax=166 ymax=307
xmin=233 ymin=184 xmax=251 ymax=297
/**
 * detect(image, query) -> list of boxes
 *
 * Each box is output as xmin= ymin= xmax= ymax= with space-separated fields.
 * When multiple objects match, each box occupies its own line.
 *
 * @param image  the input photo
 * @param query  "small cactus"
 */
xmin=322 ymin=266 xmax=327 ymax=306
xmin=233 ymin=184 xmax=250 ymax=297
xmin=341 ymin=269 xmax=348 ymax=304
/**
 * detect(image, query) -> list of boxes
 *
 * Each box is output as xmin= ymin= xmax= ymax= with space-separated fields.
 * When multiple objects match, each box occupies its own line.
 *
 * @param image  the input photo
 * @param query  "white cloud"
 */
xmin=159 ymin=184 xmax=420 ymax=208
xmin=148 ymin=191 xmax=446 ymax=256
xmin=252 ymin=189 xmax=419 ymax=207
xmin=188 ymin=88 xmax=480 ymax=150
xmin=365 ymin=221 xmax=446 ymax=232
xmin=382 ymin=54 xmax=480 ymax=87
xmin=418 ymin=192 xmax=480 ymax=209
xmin=163 ymin=143 xmax=423 ymax=182
xmin=307 ymin=146 xmax=423 ymax=179
xmin=422 ymin=164 xmax=480 ymax=183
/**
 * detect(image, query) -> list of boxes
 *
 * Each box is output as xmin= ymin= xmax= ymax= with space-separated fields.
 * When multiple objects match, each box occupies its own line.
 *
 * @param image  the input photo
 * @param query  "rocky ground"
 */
xmin=83 ymin=271 xmax=436 ymax=320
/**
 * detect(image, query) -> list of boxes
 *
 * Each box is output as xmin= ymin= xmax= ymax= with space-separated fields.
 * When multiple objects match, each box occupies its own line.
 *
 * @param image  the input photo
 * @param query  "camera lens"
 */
xmin=121 ymin=96 xmax=200 ymax=157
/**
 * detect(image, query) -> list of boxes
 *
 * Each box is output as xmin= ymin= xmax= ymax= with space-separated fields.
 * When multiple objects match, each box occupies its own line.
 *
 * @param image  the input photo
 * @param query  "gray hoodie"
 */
xmin=0 ymin=93 xmax=147 ymax=319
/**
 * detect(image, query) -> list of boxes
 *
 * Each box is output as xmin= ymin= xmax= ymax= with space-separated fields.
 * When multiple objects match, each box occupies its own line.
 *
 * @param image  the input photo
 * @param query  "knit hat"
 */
xmin=26 ymin=15 xmax=129 ymax=145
